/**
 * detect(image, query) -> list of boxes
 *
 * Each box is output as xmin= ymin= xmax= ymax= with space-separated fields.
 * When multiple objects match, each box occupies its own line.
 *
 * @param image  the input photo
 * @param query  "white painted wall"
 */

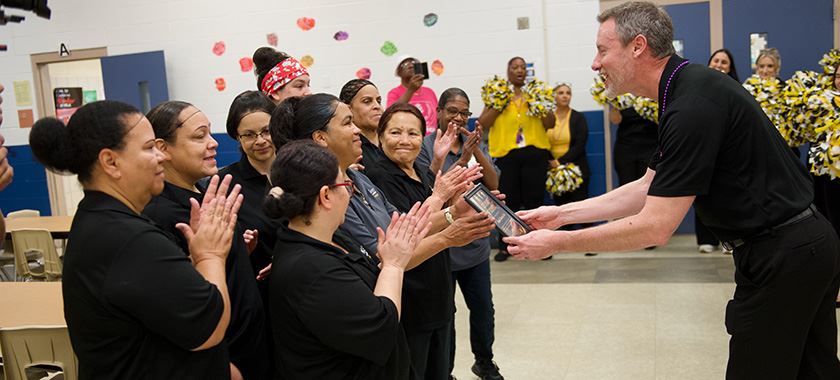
xmin=0 ymin=0 xmax=601 ymax=146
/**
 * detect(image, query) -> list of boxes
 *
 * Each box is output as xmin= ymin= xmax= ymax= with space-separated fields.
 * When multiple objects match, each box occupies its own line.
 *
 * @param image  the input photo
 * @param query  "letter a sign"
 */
xmin=59 ymin=43 xmax=70 ymax=57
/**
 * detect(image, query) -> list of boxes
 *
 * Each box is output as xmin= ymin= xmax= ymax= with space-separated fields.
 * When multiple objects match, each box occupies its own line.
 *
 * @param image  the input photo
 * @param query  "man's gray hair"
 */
xmin=597 ymin=1 xmax=676 ymax=59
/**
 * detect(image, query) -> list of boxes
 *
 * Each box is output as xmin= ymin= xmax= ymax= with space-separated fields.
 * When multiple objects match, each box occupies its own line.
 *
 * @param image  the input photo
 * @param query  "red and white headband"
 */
xmin=260 ymin=57 xmax=309 ymax=94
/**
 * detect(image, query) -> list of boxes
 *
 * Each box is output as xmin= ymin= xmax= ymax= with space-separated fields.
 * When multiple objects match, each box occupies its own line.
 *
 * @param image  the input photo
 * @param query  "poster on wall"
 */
xmin=54 ymin=87 xmax=83 ymax=125
xmin=749 ymin=33 xmax=768 ymax=72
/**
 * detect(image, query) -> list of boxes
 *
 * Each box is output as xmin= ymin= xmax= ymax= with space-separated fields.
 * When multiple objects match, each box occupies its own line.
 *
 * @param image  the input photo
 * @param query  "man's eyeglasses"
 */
xmin=330 ymin=179 xmax=354 ymax=195
xmin=444 ymin=107 xmax=472 ymax=119
xmin=238 ymin=128 xmax=270 ymax=143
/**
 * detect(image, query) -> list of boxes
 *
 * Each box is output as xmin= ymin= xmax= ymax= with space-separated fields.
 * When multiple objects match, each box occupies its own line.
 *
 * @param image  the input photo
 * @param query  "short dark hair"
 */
xmin=377 ymin=102 xmax=426 ymax=137
xmin=225 ymin=91 xmax=276 ymax=140
xmin=437 ymin=87 xmax=470 ymax=109
xmin=253 ymin=47 xmax=292 ymax=90
xmin=395 ymin=57 xmax=419 ymax=76
xmin=269 ymin=93 xmax=340 ymax=151
xmin=597 ymin=1 xmax=675 ymax=59
xmin=708 ymin=48 xmax=740 ymax=82
xmin=507 ymin=56 xmax=525 ymax=68
xmin=263 ymin=140 xmax=339 ymax=221
xmin=146 ymin=101 xmax=194 ymax=143
xmin=29 ymin=100 xmax=141 ymax=183
xmin=339 ymin=79 xmax=375 ymax=104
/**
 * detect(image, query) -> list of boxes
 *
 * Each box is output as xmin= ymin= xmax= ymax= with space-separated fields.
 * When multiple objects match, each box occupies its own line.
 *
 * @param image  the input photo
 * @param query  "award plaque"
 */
xmin=463 ymin=184 xmax=533 ymax=237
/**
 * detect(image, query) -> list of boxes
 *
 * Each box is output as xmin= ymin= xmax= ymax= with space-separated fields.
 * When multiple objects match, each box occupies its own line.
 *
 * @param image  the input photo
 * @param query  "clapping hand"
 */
xmin=176 ymin=174 xmax=243 ymax=264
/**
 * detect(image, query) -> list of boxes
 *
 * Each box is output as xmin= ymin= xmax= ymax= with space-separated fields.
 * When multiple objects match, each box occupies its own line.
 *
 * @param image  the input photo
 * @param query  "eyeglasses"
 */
xmin=329 ymin=179 xmax=354 ymax=195
xmin=238 ymin=128 xmax=270 ymax=144
xmin=444 ymin=107 xmax=472 ymax=119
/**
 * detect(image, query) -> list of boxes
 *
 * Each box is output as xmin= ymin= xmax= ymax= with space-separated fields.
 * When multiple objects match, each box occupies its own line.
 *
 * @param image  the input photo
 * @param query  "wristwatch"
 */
xmin=443 ymin=206 xmax=455 ymax=225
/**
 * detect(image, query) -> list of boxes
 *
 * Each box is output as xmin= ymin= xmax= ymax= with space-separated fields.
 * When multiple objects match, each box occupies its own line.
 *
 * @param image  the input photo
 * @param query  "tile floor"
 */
xmin=449 ymin=234 xmax=840 ymax=380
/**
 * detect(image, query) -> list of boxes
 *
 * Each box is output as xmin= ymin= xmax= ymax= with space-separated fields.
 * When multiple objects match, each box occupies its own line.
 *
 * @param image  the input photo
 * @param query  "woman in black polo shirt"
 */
xmin=217 ymin=91 xmax=278 ymax=281
xmin=266 ymin=140 xmax=429 ymax=379
xmin=366 ymin=102 xmax=476 ymax=379
xmin=339 ymin=79 xmax=386 ymax=170
xmin=29 ymin=100 xmax=239 ymax=379
xmin=143 ymin=101 xmax=271 ymax=380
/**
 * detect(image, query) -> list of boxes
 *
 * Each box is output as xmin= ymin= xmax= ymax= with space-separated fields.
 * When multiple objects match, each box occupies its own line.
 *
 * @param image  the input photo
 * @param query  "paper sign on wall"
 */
xmin=54 ymin=87 xmax=83 ymax=125
xmin=17 ymin=109 xmax=34 ymax=128
xmin=13 ymin=80 xmax=32 ymax=106
xmin=83 ymin=90 xmax=98 ymax=104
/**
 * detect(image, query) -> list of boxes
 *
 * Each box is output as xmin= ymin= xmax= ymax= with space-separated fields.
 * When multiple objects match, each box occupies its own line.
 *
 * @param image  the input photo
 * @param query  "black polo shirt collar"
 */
xmin=657 ymin=54 xmax=690 ymax=115
xmin=375 ymin=154 xmax=434 ymax=188
xmin=236 ymin=153 xmax=265 ymax=181
xmin=79 ymin=190 xmax=150 ymax=221
xmin=159 ymin=181 xmax=204 ymax=209
xmin=276 ymin=224 xmax=377 ymax=267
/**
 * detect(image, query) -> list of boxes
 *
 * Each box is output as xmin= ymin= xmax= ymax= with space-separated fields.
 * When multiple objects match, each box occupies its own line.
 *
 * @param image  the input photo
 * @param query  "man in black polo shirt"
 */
xmin=504 ymin=2 xmax=840 ymax=379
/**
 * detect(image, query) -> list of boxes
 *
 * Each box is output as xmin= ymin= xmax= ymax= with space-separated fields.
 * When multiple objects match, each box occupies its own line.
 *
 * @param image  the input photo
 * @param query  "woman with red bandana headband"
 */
xmin=253 ymin=47 xmax=312 ymax=104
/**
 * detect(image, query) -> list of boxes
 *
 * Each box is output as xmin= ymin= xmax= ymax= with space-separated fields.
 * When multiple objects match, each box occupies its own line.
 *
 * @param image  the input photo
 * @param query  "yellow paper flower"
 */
xmin=546 ymin=163 xmax=584 ymax=196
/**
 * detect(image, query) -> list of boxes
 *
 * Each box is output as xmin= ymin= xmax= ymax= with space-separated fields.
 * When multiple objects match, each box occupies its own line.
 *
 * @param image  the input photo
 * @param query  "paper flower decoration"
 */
xmin=300 ymin=55 xmax=314 ymax=68
xmin=333 ymin=31 xmax=349 ymax=41
xmin=423 ymin=13 xmax=439 ymax=27
xmin=297 ymin=17 xmax=316 ymax=31
xmin=214 ymin=77 xmax=226 ymax=91
xmin=212 ymin=41 xmax=226 ymax=56
xmin=546 ymin=163 xmax=584 ymax=196
xmin=480 ymin=75 xmax=512 ymax=112
xmin=380 ymin=41 xmax=398 ymax=56
xmin=239 ymin=57 xmax=254 ymax=72
xmin=431 ymin=60 xmax=444 ymax=76
xmin=356 ymin=67 xmax=371 ymax=80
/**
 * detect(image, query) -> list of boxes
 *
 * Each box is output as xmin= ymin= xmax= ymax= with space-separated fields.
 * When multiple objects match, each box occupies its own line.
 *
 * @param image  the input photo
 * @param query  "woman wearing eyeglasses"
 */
xmin=416 ymin=88 xmax=504 ymax=380
xmin=218 ymin=91 xmax=278 ymax=281
xmin=266 ymin=140 xmax=430 ymax=379
xmin=548 ymin=83 xmax=590 ymax=212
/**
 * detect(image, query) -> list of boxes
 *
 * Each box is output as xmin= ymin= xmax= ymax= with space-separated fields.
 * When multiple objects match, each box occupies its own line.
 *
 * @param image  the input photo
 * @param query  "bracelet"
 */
xmin=443 ymin=206 xmax=455 ymax=225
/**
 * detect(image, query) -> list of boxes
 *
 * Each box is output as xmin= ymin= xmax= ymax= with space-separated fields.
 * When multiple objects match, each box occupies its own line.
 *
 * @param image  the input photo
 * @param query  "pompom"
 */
xmin=546 ymin=163 xmax=584 ymax=196
xmin=522 ymin=79 xmax=556 ymax=117
xmin=480 ymin=75 xmax=512 ymax=112
xmin=743 ymin=74 xmax=786 ymax=142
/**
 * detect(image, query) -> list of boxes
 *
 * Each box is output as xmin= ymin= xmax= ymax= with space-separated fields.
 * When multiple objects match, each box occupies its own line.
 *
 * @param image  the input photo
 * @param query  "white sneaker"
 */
xmin=698 ymin=244 xmax=715 ymax=253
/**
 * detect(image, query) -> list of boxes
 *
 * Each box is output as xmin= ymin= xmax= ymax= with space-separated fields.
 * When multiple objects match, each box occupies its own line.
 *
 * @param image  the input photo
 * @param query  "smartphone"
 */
xmin=413 ymin=61 xmax=430 ymax=80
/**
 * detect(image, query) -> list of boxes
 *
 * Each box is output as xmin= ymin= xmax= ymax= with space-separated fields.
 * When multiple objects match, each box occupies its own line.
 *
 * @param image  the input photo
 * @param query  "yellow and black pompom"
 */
xmin=590 ymin=76 xmax=657 ymax=122
xmin=743 ymin=74 xmax=785 ymax=140
xmin=779 ymin=71 xmax=833 ymax=147
xmin=481 ymin=75 xmax=513 ymax=111
xmin=808 ymin=89 xmax=840 ymax=179
xmin=546 ymin=163 xmax=584 ymax=196
xmin=523 ymin=79 xmax=557 ymax=117
xmin=632 ymin=96 xmax=659 ymax=124
xmin=818 ymin=49 xmax=840 ymax=76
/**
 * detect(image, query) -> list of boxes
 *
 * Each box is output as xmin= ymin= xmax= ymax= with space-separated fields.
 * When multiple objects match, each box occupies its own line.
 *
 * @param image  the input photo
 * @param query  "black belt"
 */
xmin=721 ymin=205 xmax=816 ymax=251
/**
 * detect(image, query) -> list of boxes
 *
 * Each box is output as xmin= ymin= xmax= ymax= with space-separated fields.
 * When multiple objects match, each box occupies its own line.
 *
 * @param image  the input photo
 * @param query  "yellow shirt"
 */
xmin=488 ymin=97 xmax=550 ymax=158
xmin=547 ymin=110 xmax=571 ymax=159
